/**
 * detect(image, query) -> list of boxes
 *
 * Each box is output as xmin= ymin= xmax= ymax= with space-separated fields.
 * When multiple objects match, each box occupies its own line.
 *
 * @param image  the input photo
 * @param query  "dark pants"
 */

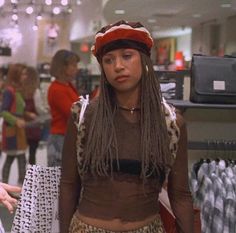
xmin=27 ymin=139 xmax=39 ymax=165
xmin=2 ymin=154 xmax=26 ymax=184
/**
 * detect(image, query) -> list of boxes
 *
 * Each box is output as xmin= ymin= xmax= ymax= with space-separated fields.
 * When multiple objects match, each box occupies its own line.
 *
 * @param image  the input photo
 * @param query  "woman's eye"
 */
xmin=103 ymin=57 xmax=113 ymax=64
xmin=123 ymin=54 xmax=132 ymax=59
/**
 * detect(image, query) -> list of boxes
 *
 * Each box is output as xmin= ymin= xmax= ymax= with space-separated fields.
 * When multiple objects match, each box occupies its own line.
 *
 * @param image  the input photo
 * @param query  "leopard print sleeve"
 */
xmin=71 ymin=95 xmax=89 ymax=176
xmin=162 ymin=98 xmax=180 ymax=159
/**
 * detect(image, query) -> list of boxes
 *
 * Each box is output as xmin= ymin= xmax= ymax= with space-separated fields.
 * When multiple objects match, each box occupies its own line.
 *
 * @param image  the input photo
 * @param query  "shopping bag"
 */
xmin=0 ymin=218 xmax=5 ymax=233
xmin=190 ymin=54 xmax=236 ymax=104
xmin=11 ymin=165 xmax=61 ymax=233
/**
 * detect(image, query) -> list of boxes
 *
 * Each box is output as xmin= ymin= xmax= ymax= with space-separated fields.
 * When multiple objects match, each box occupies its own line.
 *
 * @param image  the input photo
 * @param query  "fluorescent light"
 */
xmin=115 ymin=9 xmax=125 ymax=15
xmin=192 ymin=14 xmax=201 ymax=18
xmin=148 ymin=18 xmax=157 ymax=23
xmin=221 ymin=3 xmax=231 ymax=8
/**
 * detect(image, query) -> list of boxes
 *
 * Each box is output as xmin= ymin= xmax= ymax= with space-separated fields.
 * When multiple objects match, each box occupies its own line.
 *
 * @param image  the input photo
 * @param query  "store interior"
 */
xmin=0 ymin=0 xmax=236 ymax=232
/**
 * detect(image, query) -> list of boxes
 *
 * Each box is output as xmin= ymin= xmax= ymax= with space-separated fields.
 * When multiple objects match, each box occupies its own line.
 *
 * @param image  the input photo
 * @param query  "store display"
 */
xmin=157 ymin=71 xmax=185 ymax=100
xmin=190 ymin=54 xmax=236 ymax=104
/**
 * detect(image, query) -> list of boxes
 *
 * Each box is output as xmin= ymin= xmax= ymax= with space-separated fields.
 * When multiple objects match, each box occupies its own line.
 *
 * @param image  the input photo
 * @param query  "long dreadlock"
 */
xmin=82 ymin=52 xmax=173 ymax=179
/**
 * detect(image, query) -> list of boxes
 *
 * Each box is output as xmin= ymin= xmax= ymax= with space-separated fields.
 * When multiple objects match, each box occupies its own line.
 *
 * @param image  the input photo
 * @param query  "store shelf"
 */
xmin=167 ymin=99 xmax=236 ymax=111
xmin=166 ymin=99 xmax=236 ymax=151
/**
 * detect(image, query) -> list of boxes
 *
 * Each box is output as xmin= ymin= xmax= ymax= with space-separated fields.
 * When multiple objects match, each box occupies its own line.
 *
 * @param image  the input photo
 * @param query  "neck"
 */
xmin=118 ymin=105 xmax=140 ymax=114
xmin=115 ymin=88 xmax=140 ymax=110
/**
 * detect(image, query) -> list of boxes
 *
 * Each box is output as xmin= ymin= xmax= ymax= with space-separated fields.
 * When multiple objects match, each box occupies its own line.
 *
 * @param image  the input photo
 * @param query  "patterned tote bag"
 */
xmin=11 ymin=165 xmax=61 ymax=233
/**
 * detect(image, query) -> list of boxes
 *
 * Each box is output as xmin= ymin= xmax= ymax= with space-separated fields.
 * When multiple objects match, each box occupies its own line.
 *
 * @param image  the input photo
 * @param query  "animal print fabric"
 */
xmin=69 ymin=214 xmax=165 ymax=233
xmin=71 ymin=97 xmax=180 ymax=177
xmin=11 ymin=165 xmax=61 ymax=233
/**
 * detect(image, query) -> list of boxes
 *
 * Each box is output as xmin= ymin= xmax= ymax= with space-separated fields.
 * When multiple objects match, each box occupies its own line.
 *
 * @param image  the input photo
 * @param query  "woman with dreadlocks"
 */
xmin=59 ymin=20 xmax=194 ymax=233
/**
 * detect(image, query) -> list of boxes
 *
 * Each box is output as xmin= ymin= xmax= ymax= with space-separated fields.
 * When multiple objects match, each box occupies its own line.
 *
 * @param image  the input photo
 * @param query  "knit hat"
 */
xmin=91 ymin=20 xmax=153 ymax=60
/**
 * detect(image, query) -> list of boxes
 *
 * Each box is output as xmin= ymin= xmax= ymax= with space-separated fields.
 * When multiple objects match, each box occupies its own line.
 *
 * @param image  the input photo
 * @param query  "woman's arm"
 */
xmin=167 ymin=112 xmax=194 ymax=233
xmin=59 ymin=115 xmax=81 ymax=233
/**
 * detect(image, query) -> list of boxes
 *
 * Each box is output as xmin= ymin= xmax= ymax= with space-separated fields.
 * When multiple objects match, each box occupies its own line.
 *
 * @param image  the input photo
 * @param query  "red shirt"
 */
xmin=48 ymin=80 xmax=78 ymax=135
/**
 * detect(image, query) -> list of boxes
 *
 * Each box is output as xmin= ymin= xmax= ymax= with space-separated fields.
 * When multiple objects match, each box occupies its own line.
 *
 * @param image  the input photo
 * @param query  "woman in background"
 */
xmin=47 ymin=49 xmax=80 ymax=166
xmin=22 ymin=66 xmax=43 ymax=165
xmin=1 ymin=64 xmax=28 ymax=185
xmin=59 ymin=20 xmax=194 ymax=233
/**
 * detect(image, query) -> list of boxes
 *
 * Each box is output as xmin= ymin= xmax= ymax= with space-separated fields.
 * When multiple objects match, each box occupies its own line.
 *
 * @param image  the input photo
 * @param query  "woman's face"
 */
xmin=102 ymin=48 xmax=142 ymax=95
xmin=20 ymin=68 xmax=28 ymax=83
xmin=64 ymin=61 xmax=78 ymax=81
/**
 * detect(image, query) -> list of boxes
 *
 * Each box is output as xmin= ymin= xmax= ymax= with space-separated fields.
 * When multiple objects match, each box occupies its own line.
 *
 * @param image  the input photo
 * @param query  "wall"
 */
xmin=191 ymin=15 xmax=236 ymax=55
xmin=225 ymin=15 xmax=236 ymax=55
xmin=176 ymin=33 xmax=192 ymax=61
xmin=37 ymin=16 xmax=71 ymax=64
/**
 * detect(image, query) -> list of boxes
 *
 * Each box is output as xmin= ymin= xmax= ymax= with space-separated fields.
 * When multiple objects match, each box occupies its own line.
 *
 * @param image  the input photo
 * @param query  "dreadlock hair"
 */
xmin=82 ymin=51 xmax=173 ymax=179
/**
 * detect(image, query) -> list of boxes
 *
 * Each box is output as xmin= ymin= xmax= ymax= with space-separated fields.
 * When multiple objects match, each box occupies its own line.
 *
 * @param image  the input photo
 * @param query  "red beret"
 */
xmin=92 ymin=20 xmax=153 ymax=59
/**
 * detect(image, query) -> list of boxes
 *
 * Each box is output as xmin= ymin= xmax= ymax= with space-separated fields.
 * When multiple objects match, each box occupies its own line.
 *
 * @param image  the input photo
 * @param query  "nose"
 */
xmin=114 ymin=57 xmax=124 ymax=72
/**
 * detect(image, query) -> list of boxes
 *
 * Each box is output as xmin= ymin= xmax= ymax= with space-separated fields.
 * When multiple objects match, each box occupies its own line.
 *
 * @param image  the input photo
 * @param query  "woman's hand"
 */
xmin=15 ymin=118 xmax=26 ymax=128
xmin=0 ymin=182 xmax=21 ymax=213
xmin=27 ymin=112 xmax=37 ymax=120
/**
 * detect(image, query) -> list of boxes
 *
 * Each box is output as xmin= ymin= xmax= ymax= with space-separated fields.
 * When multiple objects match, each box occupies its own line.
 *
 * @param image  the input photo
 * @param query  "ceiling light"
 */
xmin=114 ymin=9 xmax=125 ymax=15
xmin=76 ymin=0 xmax=82 ymax=5
xmin=61 ymin=0 xmax=68 ymax=6
xmin=192 ymin=14 xmax=201 ymax=18
xmin=12 ymin=13 xmax=18 ymax=21
xmin=148 ymin=18 xmax=157 ymax=23
xmin=221 ymin=3 xmax=231 ymax=7
xmin=37 ymin=13 xmax=42 ymax=20
xmin=0 ymin=0 xmax=5 ymax=8
xmin=11 ymin=0 xmax=17 ymax=3
xmin=67 ymin=6 xmax=72 ymax=13
xmin=32 ymin=25 xmax=38 ymax=31
xmin=53 ymin=7 xmax=61 ymax=15
xmin=26 ymin=6 xmax=34 ymax=14
xmin=45 ymin=0 xmax=52 ymax=5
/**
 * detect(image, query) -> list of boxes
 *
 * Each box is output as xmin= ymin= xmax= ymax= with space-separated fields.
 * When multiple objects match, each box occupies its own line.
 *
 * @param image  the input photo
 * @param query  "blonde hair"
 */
xmin=6 ymin=63 xmax=27 ymax=91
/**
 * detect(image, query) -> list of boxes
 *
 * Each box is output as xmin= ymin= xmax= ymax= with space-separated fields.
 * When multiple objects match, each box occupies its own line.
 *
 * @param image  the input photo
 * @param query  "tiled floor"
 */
xmin=0 ymin=145 xmax=47 ymax=232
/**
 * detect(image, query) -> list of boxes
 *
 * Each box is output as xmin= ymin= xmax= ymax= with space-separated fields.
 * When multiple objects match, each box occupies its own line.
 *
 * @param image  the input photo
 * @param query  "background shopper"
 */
xmin=22 ymin=66 xmax=43 ymax=165
xmin=47 ymin=49 xmax=80 ymax=166
xmin=1 ymin=64 xmax=28 ymax=185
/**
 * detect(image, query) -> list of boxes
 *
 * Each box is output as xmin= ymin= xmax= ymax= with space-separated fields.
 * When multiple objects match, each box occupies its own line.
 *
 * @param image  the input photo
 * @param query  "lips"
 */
xmin=115 ymin=75 xmax=129 ymax=82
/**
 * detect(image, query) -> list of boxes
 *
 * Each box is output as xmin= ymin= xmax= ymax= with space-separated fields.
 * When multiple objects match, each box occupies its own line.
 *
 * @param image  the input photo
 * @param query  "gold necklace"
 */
xmin=118 ymin=106 xmax=140 ymax=114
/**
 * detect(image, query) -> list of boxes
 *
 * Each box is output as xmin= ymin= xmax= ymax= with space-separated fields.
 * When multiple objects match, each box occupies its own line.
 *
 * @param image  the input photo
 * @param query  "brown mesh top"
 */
xmin=59 ymin=101 xmax=194 ymax=233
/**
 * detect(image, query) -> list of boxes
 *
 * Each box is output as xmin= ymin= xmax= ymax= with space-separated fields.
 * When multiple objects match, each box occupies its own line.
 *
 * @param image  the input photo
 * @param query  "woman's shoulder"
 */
xmin=162 ymin=100 xmax=185 ymax=129
xmin=71 ymin=96 xmax=98 ymax=123
xmin=4 ymin=85 xmax=15 ymax=93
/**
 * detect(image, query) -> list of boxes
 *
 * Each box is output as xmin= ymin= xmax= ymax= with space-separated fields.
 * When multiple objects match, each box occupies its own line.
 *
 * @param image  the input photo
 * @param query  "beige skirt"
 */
xmin=69 ymin=215 xmax=165 ymax=233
